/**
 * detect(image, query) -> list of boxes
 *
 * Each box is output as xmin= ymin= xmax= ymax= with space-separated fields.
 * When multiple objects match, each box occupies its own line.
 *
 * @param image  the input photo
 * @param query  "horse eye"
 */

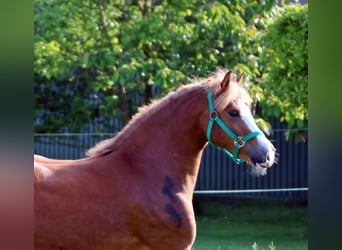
xmin=229 ymin=109 xmax=240 ymax=117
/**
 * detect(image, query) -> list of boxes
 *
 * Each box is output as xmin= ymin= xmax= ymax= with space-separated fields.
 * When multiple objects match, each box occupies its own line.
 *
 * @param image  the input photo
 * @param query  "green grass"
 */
xmin=192 ymin=198 xmax=307 ymax=250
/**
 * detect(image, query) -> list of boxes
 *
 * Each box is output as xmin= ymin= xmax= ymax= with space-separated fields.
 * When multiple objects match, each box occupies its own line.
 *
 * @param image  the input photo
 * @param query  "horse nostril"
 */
xmin=266 ymin=153 xmax=271 ymax=162
xmin=265 ymin=151 xmax=275 ymax=166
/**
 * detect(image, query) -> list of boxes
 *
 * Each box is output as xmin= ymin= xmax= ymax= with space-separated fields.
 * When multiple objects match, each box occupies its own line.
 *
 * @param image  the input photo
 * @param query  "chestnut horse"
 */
xmin=34 ymin=69 xmax=276 ymax=249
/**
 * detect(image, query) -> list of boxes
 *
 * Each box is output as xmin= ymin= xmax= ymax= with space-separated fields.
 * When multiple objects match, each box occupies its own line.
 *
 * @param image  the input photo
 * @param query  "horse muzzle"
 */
xmin=246 ymin=138 xmax=276 ymax=168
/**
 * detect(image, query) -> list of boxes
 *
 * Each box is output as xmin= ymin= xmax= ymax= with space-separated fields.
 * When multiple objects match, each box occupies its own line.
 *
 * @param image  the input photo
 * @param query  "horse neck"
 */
xmin=117 ymin=86 xmax=208 ymax=195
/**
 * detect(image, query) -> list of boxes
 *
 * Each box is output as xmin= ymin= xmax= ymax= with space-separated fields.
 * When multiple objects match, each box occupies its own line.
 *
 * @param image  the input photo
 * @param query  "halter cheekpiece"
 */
xmin=206 ymin=87 xmax=263 ymax=163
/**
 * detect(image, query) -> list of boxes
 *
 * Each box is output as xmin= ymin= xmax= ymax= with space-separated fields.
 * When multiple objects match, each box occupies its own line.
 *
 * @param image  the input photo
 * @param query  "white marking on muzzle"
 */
xmin=239 ymin=100 xmax=275 ymax=167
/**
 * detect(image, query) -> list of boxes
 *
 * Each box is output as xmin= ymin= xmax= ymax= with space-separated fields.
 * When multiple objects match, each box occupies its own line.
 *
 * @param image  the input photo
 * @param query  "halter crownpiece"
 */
xmin=206 ymin=87 xmax=263 ymax=163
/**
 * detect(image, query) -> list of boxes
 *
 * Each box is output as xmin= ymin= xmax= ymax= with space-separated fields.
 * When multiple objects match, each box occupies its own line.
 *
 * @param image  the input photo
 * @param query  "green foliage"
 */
xmin=257 ymin=4 xmax=308 ymax=140
xmin=34 ymin=0 xmax=306 ymax=138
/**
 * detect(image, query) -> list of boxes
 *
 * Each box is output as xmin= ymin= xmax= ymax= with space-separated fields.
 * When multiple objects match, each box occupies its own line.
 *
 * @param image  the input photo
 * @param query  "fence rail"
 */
xmin=194 ymin=187 xmax=308 ymax=195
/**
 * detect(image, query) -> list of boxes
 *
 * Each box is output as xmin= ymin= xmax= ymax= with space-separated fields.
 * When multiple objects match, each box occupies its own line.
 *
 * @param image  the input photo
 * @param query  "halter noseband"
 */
xmin=206 ymin=88 xmax=263 ymax=163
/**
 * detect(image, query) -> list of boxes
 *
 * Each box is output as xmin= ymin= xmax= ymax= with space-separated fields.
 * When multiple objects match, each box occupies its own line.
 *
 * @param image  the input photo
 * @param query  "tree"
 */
xmin=35 ymin=0 xmax=305 ymax=139
xmin=257 ymin=4 xmax=308 ymax=139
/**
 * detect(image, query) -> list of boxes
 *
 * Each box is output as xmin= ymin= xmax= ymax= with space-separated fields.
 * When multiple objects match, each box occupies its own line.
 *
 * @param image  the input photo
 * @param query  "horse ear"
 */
xmin=220 ymin=71 xmax=232 ymax=93
xmin=237 ymin=73 xmax=244 ymax=84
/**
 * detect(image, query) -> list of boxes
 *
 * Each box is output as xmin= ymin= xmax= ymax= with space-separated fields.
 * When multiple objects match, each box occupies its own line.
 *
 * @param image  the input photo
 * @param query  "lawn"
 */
xmin=192 ymin=198 xmax=308 ymax=250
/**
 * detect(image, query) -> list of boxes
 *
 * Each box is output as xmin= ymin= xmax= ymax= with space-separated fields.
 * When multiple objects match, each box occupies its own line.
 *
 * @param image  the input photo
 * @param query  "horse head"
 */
xmin=203 ymin=70 xmax=276 ymax=175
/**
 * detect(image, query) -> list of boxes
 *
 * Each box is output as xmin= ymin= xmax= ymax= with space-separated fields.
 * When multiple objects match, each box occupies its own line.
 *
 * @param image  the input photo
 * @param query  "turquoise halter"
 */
xmin=206 ymin=88 xmax=263 ymax=163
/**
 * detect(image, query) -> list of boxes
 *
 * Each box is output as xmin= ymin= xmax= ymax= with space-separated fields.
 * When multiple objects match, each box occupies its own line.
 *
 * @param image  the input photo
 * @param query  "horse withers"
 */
xmin=34 ymin=69 xmax=276 ymax=249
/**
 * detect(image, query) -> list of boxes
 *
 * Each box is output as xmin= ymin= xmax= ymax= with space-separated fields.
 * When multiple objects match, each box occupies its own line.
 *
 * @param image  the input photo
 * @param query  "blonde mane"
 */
xmin=203 ymin=68 xmax=252 ymax=111
xmin=86 ymin=69 xmax=251 ymax=157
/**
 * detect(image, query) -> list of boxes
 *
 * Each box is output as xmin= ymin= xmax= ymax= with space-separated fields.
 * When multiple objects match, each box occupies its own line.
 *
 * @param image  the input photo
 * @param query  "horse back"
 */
xmin=34 ymin=154 xmax=76 ymax=182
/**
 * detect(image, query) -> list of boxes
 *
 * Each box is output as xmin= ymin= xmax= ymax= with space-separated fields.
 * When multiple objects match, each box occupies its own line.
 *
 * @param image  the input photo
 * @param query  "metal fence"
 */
xmin=34 ymin=120 xmax=308 ymax=201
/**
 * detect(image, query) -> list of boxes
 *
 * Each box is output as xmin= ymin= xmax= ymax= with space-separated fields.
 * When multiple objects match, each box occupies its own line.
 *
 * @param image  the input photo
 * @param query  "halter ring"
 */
xmin=210 ymin=111 xmax=218 ymax=119
xmin=234 ymin=136 xmax=246 ymax=148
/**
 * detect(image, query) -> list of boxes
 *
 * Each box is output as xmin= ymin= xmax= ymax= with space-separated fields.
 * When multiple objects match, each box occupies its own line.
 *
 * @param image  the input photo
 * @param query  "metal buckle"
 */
xmin=234 ymin=136 xmax=246 ymax=148
xmin=210 ymin=111 xmax=218 ymax=120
